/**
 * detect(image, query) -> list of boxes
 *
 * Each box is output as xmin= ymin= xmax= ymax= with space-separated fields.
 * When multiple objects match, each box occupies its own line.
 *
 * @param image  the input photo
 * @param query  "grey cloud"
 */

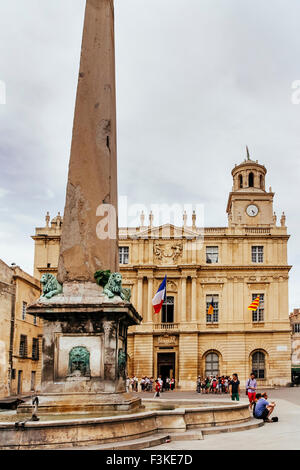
xmin=0 ymin=0 xmax=299 ymax=308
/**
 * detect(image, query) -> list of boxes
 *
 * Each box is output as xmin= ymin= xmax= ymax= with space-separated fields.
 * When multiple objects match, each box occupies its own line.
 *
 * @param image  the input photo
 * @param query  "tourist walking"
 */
xmin=246 ymin=372 xmax=257 ymax=409
xmin=229 ymin=373 xmax=240 ymax=401
xmin=170 ymin=377 xmax=175 ymax=390
xmin=205 ymin=376 xmax=210 ymax=394
xmin=154 ymin=379 xmax=161 ymax=398
xmin=157 ymin=375 xmax=163 ymax=392
xmin=165 ymin=377 xmax=170 ymax=391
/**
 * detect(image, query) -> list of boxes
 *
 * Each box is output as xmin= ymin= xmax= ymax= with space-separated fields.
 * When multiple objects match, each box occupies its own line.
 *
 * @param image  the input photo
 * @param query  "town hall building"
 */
xmin=32 ymin=157 xmax=292 ymax=389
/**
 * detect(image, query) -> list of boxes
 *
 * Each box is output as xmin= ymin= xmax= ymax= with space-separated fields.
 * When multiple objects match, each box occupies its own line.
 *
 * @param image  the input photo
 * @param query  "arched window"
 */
xmin=239 ymin=175 xmax=243 ymax=188
xmin=249 ymin=172 xmax=254 ymax=187
xmin=252 ymin=351 xmax=265 ymax=379
xmin=260 ymin=175 xmax=264 ymax=190
xmin=205 ymin=352 xmax=219 ymax=377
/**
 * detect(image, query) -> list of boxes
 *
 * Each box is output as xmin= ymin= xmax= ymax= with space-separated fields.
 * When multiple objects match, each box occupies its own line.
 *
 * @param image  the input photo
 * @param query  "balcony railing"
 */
xmin=154 ymin=323 xmax=179 ymax=331
xmin=245 ymin=228 xmax=271 ymax=235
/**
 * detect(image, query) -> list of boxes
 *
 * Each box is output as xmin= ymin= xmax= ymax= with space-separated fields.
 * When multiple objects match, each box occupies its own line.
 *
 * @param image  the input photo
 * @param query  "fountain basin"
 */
xmin=0 ymin=399 xmax=250 ymax=449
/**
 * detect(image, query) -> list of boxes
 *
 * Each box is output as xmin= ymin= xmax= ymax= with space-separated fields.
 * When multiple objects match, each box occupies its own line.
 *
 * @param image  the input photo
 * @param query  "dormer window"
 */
xmin=249 ymin=172 xmax=254 ymax=187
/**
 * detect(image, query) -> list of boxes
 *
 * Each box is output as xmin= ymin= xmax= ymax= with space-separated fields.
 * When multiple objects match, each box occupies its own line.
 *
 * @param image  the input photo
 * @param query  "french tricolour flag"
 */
xmin=152 ymin=276 xmax=167 ymax=314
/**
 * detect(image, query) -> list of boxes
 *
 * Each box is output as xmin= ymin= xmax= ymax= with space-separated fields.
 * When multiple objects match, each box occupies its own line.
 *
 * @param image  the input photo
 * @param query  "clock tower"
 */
xmin=226 ymin=151 xmax=275 ymax=227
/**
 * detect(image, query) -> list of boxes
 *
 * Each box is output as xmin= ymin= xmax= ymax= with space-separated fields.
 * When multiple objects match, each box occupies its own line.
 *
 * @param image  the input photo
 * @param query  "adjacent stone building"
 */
xmin=32 ymin=157 xmax=292 ymax=389
xmin=0 ymin=259 xmax=42 ymax=397
xmin=290 ymin=308 xmax=300 ymax=382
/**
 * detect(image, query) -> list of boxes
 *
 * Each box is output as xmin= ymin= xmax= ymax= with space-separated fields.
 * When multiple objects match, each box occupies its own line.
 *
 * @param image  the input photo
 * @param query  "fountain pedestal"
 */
xmin=24 ymin=282 xmax=142 ymax=413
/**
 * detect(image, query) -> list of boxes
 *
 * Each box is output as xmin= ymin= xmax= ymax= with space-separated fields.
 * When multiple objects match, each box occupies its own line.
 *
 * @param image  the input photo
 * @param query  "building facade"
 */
xmin=32 ymin=158 xmax=292 ymax=389
xmin=0 ymin=259 xmax=42 ymax=397
xmin=290 ymin=308 xmax=300 ymax=382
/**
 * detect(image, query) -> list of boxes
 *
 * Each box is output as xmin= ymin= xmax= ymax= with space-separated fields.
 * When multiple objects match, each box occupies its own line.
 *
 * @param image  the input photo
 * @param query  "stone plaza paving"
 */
xmin=146 ymin=387 xmax=300 ymax=450
xmin=61 ymin=387 xmax=300 ymax=450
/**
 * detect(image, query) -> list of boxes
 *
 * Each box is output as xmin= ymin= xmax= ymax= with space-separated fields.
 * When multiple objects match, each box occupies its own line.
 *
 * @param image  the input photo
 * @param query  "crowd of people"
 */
xmin=126 ymin=376 xmax=175 ymax=395
xmin=196 ymin=375 xmax=235 ymax=395
xmin=126 ymin=372 xmax=278 ymax=422
xmin=196 ymin=371 xmax=277 ymax=423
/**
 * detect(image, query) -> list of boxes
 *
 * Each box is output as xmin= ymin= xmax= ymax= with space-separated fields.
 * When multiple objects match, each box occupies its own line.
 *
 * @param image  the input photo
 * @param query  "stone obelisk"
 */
xmin=58 ymin=0 xmax=118 ymax=284
xmin=26 ymin=0 xmax=141 ymax=413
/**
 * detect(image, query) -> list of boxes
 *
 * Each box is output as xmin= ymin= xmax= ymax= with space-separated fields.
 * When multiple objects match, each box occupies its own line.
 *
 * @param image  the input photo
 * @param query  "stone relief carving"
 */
xmin=158 ymin=335 xmax=177 ymax=345
xmin=167 ymin=280 xmax=178 ymax=292
xmin=154 ymin=242 xmax=183 ymax=265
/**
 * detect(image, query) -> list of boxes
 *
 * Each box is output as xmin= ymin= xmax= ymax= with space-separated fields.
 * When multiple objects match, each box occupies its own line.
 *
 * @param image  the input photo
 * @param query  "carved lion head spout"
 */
xmin=40 ymin=273 xmax=63 ymax=300
xmin=68 ymin=346 xmax=90 ymax=377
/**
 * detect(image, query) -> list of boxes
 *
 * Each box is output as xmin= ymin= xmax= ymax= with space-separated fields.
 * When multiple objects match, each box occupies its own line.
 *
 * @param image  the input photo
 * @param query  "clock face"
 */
xmin=246 ymin=204 xmax=259 ymax=217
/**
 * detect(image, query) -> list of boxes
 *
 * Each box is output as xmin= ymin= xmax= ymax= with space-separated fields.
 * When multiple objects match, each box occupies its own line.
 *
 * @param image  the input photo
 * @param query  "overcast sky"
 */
xmin=0 ymin=0 xmax=299 ymax=309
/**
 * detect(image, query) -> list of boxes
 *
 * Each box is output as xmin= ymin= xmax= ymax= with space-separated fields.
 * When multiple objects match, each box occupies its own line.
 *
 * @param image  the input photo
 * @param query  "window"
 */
xmin=32 ymin=338 xmax=39 ymax=360
xmin=119 ymin=246 xmax=129 ymax=264
xmin=205 ymin=352 xmax=219 ymax=376
xmin=249 ymin=172 xmax=254 ymax=187
xmin=252 ymin=351 xmax=265 ymax=379
xmin=162 ymin=296 xmax=174 ymax=323
xmin=206 ymin=295 xmax=219 ymax=323
xmin=260 ymin=175 xmax=264 ymax=190
xmin=293 ymin=324 xmax=300 ymax=334
xmin=206 ymin=247 xmax=219 ymax=264
xmin=252 ymin=246 xmax=264 ymax=263
xmin=19 ymin=335 xmax=27 ymax=357
xmin=33 ymin=314 xmax=37 ymax=326
xmin=239 ymin=175 xmax=243 ymax=188
xmin=31 ymin=371 xmax=36 ymax=392
xmin=252 ymin=294 xmax=264 ymax=322
xmin=11 ymin=369 xmax=16 ymax=380
xmin=22 ymin=302 xmax=27 ymax=321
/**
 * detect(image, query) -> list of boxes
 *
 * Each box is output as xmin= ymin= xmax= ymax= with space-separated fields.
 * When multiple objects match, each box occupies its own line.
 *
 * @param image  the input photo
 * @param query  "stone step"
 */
xmin=68 ymin=433 xmax=172 ymax=451
xmin=170 ymin=431 xmax=204 ymax=441
xmin=201 ymin=418 xmax=264 ymax=435
xmin=62 ymin=420 xmax=263 ymax=450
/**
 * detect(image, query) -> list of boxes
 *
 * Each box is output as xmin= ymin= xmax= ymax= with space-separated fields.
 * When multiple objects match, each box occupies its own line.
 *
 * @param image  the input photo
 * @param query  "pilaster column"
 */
xmin=181 ymin=276 xmax=187 ymax=322
xmin=137 ymin=277 xmax=143 ymax=315
xmin=192 ymin=240 xmax=196 ymax=264
xmin=191 ymin=277 xmax=197 ymax=321
xmin=147 ymin=277 xmax=153 ymax=322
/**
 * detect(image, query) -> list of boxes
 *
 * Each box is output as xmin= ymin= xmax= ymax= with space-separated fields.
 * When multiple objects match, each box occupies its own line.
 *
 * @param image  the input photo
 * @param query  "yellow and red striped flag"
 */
xmin=207 ymin=298 xmax=214 ymax=315
xmin=248 ymin=296 xmax=260 ymax=311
